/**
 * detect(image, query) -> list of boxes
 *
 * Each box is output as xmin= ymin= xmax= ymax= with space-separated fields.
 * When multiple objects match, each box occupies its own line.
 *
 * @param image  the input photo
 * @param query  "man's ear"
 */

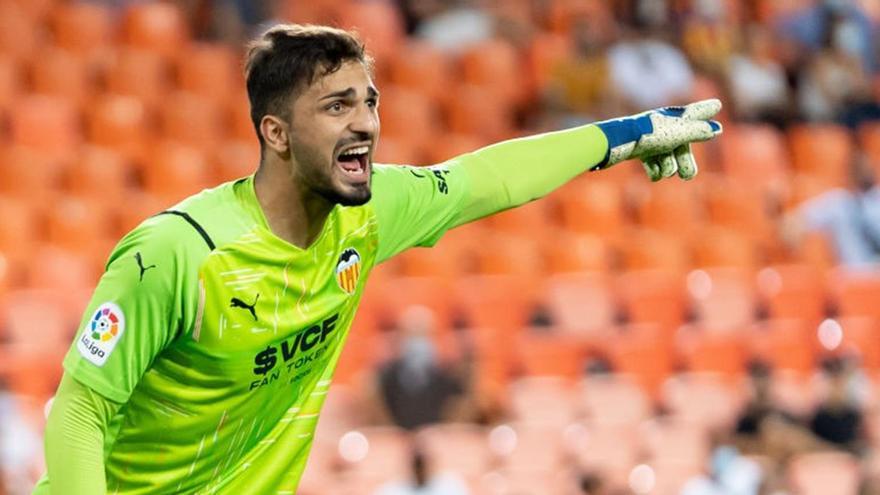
xmin=260 ymin=115 xmax=290 ymax=154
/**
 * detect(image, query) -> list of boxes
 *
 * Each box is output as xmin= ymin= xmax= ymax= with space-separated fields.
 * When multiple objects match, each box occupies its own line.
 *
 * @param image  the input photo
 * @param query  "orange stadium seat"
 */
xmin=686 ymin=267 xmax=757 ymax=331
xmin=606 ymin=325 xmax=674 ymax=396
xmin=86 ymin=93 xmax=152 ymax=162
xmin=662 ymin=373 xmax=744 ymax=430
xmin=335 ymin=0 xmax=403 ymax=64
xmin=492 ymin=422 xmax=565 ymax=472
xmin=828 ymin=268 xmax=880 ymax=320
xmin=102 ymin=47 xmax=171 ymax=108
xmin=368 ymin=276 xmax=456 ymax=330
xmin=27 ymin=244 xmax=101 ymax=294
xmin=225 ymin=89 xmax=256 ymax=141
xmin=719 ymin=124 xmax=790 ymax=192
xmin=556 ymin=178 xmax=625 ymax=240
xmin=0 ymin=54 xmax=23 ymax=112
xmin=616 ymin=269 xmax=687 ymax=329
xmin=140 ymin=140 xmax=212 ymax=203
xmin=376 ymin=85 xmax=441 ymax=155
xmin=542 ymin=231 xmax=612 ymax=274
xmin=122 ymin=2 xmax=190 ymax=59
xmin=0 ymin=197 xmax=40 ymax=267
xmin=372 ymin=135 xmax=421 ymax=165
xmin=543 ymin=272 xmax=615 ymax=336
xmin=507 ymin=376 xmax=578 ymax=423
xmin=45 ymin=196 xmax=117 ymax=275
xmin=29 ymin=47 xmax=92 ymax=108
xmin=340 ymin=426 xmax=411 ymax=485
xmin=388 ymin=41 xmax=454 ymax=106
xmin=570 ymin=422 xmax=640 ymax=491
xmin=579 ymin=373 xmax=651 ymax=424
xmin=50 ymin=2 xmax=113 ymax=57
xmin=211 ymin=140 xmax=260 ymax=182
xmin=620 ymin=228 xmax=691 ymax=273
xmin=756 ymin=264 xmax=827 ymax=325
xmin=8 ymin=95 xmax=81 ymax=158
xmin=0 ymin=2 xmax=40 ymax=62
xmin=675 ymin=326 xmax=748 ymax=379
xmin=472 ymin=233 xmax=545 ymax=277
xmin=158 ymin=91 xmax=223 ymax=147
xmin=0 ymin=145 xmax=63 ymax=203
xmin=833 ymin=317 xmax=880 ymax=371
xmin=690 ymin=225 xmax=760 ymax=270
xmin=860 ymin=122 xmax=880 ymax=174
xmin=64 ymin=145 xmax=133 ymax=204
xmin=788 ymin=124 xmax=854 ymax=187
xmin=488 ymin=199 xmax=554 ymax=238
xmin=174 ymin=43 xmax=239 ymax=105
xmin=460 ymin=39 xmax=530 ymax=108
xmin=1 ymin=289 xmax=76 ymax=351
xmin=749 ymin=319 xmax=816 ymax=375
xmin=454 ymin=274 xmax=540 ymax=331
xmin=423 ymin=133 xmax=485 ymax=164
xmin=641 ymin=417 xmax=710 ymax=468
xmin=703 ymin=178 xmax=775 ymax=245
xmin=527 ymin=32 xmax=573 ymax=91
xmin=417 ymin=423 xmax=491 ymax=480
xmin=394 ymin=244 xmax=465 ymax=281
xmin=635 ymin=179 xmax=705 ymax=238
xmin=515 ymin=331 xmax=587 ymax=379
xmin=445 ymin=84 xmax=513 ymax=142
xmin=788 ymin=451 xmax=860 ymax=495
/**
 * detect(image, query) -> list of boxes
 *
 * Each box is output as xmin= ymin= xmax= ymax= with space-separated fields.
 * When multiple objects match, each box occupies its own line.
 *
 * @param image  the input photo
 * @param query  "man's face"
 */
xmin=285 ymin=60 xmax=379 ymax=207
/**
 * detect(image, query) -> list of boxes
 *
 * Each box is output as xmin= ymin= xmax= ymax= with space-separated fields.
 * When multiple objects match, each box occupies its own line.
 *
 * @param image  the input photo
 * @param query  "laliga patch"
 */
xmin=77 ymin=302 xmax=125 ymax=366
xmin=335 ymin=248 xmax=361 ymax=295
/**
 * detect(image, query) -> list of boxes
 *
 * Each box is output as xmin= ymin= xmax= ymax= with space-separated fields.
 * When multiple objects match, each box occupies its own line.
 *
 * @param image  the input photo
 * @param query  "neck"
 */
xmin=253 ymin=158 xmax=334 ymax=249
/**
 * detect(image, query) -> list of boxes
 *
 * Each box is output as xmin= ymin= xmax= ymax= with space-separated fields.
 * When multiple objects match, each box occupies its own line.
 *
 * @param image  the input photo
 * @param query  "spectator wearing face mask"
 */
xmin=372 ymin=305 xmax=475 ymax=430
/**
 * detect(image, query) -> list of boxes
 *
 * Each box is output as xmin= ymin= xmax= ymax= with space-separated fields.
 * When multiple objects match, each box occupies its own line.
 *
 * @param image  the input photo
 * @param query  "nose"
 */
xmin=349 ymin=101 xmax=379 ymax=138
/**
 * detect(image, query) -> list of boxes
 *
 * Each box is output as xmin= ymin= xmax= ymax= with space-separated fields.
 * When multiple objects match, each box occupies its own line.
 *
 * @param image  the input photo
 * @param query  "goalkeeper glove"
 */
xmin=592 ymin=99 xmax=723 ymax=181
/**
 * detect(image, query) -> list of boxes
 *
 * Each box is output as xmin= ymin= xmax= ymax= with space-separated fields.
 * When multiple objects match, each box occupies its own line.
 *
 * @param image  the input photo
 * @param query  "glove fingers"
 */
xmin=674 ymin=144 xmax=698 ymax=180
xmin=641 ymin=157 xmax=663 ymax=182
xmin=658 ymin=152 xmax=678 ymax=178
xmin=685 ymin=120 xmax=724 ymax=142
xmin=682 ymin=98 xmax=722 ymax=120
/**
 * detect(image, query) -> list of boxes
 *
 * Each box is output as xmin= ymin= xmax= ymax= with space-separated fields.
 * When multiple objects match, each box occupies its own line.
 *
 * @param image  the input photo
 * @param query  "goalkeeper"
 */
xmin=33 ymin=24 xmax=721 ymax=494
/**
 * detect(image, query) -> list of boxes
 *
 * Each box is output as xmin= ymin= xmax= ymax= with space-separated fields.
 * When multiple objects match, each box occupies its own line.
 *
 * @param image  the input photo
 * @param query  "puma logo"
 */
xmin=134 ymin=252 xmax=156 ymax=282
xmin=230 ymin=294 xmax=259 ymax=321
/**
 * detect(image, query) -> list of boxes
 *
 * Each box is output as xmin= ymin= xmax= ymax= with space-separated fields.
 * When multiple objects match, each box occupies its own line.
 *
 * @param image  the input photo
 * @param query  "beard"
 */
xmin=316 ymin=182 xmax=372 ymax=207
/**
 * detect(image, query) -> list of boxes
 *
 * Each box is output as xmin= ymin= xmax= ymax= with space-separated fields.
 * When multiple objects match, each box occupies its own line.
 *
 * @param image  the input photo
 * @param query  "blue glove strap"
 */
xmin=594 ymin=114 xmax=654 ymax=168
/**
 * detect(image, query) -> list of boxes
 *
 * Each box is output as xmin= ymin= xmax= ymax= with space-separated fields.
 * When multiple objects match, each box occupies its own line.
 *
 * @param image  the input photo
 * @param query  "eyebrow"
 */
xmin=319 ymin=86 xmax=380 ymax=101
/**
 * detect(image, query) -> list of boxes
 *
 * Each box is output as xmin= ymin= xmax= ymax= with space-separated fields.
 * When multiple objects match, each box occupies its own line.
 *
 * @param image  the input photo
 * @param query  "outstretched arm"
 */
xmin=372 ymin=100 xmax=722 ymax=262
xmin=451 ymin=99 xmax=723 ymax=226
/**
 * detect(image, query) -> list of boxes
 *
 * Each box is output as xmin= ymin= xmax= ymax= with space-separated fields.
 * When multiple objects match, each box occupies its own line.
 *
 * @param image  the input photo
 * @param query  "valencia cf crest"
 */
xmin=335 ymin=248 xmax=361 ymax=294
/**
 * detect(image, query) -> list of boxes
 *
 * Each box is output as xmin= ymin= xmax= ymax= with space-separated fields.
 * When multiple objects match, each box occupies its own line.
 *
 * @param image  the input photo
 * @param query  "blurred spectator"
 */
xmin=776 ymin=0 xmax=877 ymax=75
xmin=681 ymin=443 xmax=763 ymax=495
xmin=410 ymin=0 xmax=495 ymax=53
xmin=725 ymin=24 xmax=794 ymax=126
xmin=607 ymin=26 xmax=695 ymax=110
xmin=782 ymin=154 xmax=880 ymax=266
xmin=0 ymin=379 xmax=42 ymax=495
xmin=373 ymin=443 xmax=469 ymax=495
xmin=733 ymin=362 xmax=811 ymax=459
xmin=372 ymin=306 xmax=474 ymax=430
xmin=808 ymin=356 xmax=867 ymax=453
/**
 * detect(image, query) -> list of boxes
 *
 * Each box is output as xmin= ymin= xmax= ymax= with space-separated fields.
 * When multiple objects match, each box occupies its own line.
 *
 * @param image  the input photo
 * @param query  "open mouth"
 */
xmin=335 ymin=145 xmax=370 ymax=183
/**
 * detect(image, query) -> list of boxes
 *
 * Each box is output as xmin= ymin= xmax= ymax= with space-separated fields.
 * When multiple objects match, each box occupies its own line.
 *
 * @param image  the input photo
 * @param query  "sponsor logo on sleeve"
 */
xmin=76 ymin=302 xmax=125 ymax=366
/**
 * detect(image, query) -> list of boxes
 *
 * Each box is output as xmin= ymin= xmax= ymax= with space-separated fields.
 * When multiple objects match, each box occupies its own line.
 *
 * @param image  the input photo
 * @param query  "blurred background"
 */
xmin=0 ymin=0 xmax=879 ymax=493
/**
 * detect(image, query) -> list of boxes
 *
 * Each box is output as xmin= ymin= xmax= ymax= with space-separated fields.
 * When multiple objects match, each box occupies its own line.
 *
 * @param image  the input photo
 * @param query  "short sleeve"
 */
xmin=62 ymin=215 xmax=205 ymax=403
xmin=370 ymin=162 xmax=470 ymax=263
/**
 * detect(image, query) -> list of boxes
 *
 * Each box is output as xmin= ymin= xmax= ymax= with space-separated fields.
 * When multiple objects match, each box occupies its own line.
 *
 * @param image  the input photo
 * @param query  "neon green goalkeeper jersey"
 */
xmin=39 ymin=163 xmax=470 ymax=494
